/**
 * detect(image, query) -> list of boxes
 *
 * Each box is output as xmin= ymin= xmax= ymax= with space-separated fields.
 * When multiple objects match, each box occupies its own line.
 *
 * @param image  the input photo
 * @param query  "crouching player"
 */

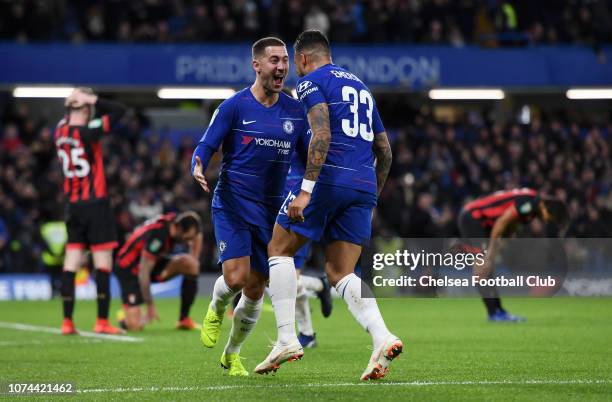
xmin=114 ymin=211 xmax=202 ymax=331
xmin=458 ymin=188 xmax=568 ymax=321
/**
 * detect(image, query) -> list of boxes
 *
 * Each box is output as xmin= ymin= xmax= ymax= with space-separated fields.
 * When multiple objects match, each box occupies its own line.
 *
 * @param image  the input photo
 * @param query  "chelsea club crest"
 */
xmin=283 ymin=120 xmax=294 ymax=134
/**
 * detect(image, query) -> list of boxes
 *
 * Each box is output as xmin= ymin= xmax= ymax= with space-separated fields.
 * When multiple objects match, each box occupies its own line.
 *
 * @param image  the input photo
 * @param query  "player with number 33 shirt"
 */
xmin=259 ymin=30 xmax=401 ymax=381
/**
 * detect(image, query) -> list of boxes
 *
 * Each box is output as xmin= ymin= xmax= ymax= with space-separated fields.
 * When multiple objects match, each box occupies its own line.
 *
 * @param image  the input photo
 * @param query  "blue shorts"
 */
xmin=294 ymin=241 xmax=312 ymax=269
xmin=212 ymin=207 xmax=272 ymax=277
xmin=277 ymin=182 xmax=377 ymax=246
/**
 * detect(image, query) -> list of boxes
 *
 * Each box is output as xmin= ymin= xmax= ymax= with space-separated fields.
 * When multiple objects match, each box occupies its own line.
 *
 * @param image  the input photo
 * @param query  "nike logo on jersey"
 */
xmin=243 ymin=120 xmax=256 ymax=125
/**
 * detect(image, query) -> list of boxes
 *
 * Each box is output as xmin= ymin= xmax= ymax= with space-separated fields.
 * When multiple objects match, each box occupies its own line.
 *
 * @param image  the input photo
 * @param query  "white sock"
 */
xmin=210 ymin=276 xmax=239 ymax=315
xmin=334 ymin=273 xmax=391 ymax=348
xmin=300 ymin=274 xmax=324 ymax=293
xmin=268 ymin=256 xmax=298 ymax=345
xmin=295 ymin=283 xmax=314 ymax=336
xmin=224 ymin=293 xmax=263 ymax=354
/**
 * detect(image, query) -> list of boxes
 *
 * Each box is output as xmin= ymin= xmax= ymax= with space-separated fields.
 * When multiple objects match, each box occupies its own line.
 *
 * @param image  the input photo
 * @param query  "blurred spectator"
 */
xmin=0 ymin=216 xmax=8 ymax=271
xmin=304 ymin=5 xmax=330 ymax=37
xmin=405 ymin=192 xmax=438 ymax=237
xmin=129 ymin=190 xmax=164 ymax=222
xmin=1 ymin=0 xmax=611 ymax=47
xmin=279 ymin=0 xmax=304 ymax=42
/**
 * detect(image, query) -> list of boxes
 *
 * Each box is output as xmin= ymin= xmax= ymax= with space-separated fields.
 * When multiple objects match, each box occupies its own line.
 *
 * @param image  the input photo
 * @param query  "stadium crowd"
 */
xmin=377 ymin=109 xmax=612 ymax=239
xmin=1 ymin=100 xmax=611 ymax=273
xmin=0 ymin=0 xmax=610 ymax=48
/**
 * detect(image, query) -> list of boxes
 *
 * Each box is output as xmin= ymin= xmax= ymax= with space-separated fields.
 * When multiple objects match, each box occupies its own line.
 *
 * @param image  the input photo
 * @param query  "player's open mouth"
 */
xmin=273 ymin=76 xmax=284 ymax=86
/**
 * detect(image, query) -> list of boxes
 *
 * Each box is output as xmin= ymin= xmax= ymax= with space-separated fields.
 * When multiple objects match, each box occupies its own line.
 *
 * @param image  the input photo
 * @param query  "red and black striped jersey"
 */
xmin=54 ymin=99 xmax=125 ymax=204
xmin=116 ymin=213 xmax=177 ymax=275
xmin=463 ymin=188 xmax=539 ymax=228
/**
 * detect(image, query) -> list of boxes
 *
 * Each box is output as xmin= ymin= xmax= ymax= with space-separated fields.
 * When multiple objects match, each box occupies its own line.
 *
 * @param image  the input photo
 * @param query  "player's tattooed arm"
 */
xmin=304 ymin=103 xmax=331 ymax=181
xmin=372 ymin=132 xmax=393 ymax=196
xmin=288 ymin=103 xmax=330 ymax=221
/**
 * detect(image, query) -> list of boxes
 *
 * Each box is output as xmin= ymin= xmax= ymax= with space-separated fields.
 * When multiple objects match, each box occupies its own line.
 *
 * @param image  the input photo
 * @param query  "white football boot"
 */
xmin=360 ymin=335 xmax=403 ymax=381
xmin=254 ymin=340 xmax=304 ymax=375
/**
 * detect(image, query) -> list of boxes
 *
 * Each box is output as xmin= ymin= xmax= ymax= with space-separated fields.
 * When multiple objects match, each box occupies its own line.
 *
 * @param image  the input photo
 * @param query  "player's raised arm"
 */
xmin=67 ymin=88 xmax=126 ymax=138
xmin=191 ymin=102 xmax=234 ymax=192
xmin=94 ymin=98 xmax=127 ymax=127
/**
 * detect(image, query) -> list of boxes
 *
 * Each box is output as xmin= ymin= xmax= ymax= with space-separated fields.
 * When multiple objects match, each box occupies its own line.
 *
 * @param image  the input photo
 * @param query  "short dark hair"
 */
xmin=294 ymin=30 xmax=330 ymax=55
xmin=252 ymin=37 xmax=286 ymax=59
xmin=541 ymin=197 xmax=569 ymax=227
xmin=175 ymin=211 xmax=202 ymax=233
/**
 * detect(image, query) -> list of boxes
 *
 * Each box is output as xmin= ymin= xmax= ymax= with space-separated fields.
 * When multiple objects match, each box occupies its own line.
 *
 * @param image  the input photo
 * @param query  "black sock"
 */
xmin=50 ymin=267 xmax=63 ymax=298
xmin=495 ymin=297 xmax=504 ymax=312
xmin=477 ymin=284 xmax=502 ymax=316
xmin=95 ymin=269 xmax=111 ymax=320
xmin=180 ymin=274 xmax=198 ymax=320
xmin=481 ymin=297 xmax=500 ymax=316
xmin=61 ymin=271 xmax=76 ymax=320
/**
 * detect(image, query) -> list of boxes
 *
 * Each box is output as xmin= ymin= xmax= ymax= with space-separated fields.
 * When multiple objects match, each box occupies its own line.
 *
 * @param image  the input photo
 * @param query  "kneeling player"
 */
xmin=458 ymin=188 xmax=568 ymax=321
xmin=114 ymin=211 xmax=202 ymax=331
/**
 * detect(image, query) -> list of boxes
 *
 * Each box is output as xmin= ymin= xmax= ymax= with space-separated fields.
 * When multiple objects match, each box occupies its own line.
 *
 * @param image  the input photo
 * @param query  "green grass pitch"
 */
xmin=1 ymin=297 xmax=611 ymax=401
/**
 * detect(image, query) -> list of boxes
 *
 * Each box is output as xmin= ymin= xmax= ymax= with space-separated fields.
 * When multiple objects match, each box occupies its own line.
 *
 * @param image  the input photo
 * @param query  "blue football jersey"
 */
xmin=284 ymin=152 xmax=305 ymax=196
xmin=191 ymin=88 xmax=310 ymax=225
xmin=295 ymin=63 xmax=385 ymax=195
xmin=283 ymin=129 xmax=310 ymax=196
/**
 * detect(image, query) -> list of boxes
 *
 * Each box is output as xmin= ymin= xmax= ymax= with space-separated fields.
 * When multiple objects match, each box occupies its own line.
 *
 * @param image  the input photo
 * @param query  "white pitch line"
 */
xmin=0 ymin=321 xmax=143 ymax=343
xmin=77 ymin=379 xmax=612 ymax=394
xmin=0 ymin=339 xmax=103 ymax=346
